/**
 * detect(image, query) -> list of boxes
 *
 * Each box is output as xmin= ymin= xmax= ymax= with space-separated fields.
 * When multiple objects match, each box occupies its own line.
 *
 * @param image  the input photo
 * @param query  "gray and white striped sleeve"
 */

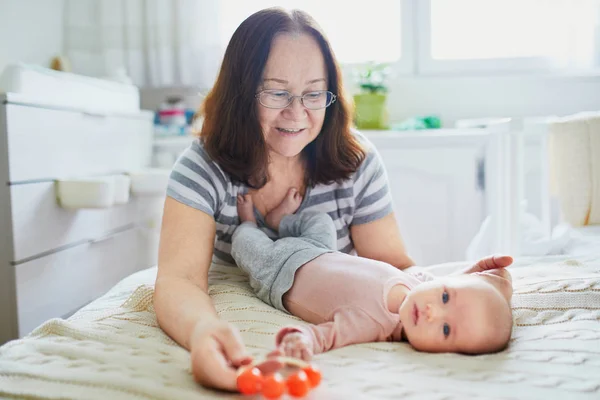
xmin=166 ymin=139 xmax=228 ymax=218
xmin=351 ymin=140 xmax=394 ymax=225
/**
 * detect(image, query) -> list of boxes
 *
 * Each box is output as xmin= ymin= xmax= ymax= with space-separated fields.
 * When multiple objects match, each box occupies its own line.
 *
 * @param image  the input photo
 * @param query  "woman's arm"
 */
xmin=351 ymin=213 xmax=415 ymax=269
xmin=154 ymin=196 xmax=219 ymax=347
xmin=154 ymin=197 xmax=249 ymax=391
xmin=349 ymin=137 xmax=415 ymax=270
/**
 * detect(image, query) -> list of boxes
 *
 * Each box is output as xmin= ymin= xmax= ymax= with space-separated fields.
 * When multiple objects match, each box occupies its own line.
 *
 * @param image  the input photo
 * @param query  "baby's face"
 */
xmin=398 ymin=274 xmax=512 ymax=354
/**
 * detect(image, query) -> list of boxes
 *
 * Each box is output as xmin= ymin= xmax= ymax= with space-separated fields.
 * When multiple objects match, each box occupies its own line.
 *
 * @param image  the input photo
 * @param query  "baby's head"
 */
xmin=398 ymin=270 xmax=513 ymax=354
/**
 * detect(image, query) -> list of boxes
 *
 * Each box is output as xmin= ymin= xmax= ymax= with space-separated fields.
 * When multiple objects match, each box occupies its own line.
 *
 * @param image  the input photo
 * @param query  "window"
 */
xmin=419 ymin=0 xmax=600 ymax=74
xmin=217 ymin=0 xmax=405 ymax=64
xmin=216 ymin=0 xmax=600 ymax=76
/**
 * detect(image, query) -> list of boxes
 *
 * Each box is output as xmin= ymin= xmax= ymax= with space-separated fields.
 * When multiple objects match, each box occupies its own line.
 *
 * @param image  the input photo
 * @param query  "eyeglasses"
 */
xmin=255 ymin=90 xmax=337 ymax=110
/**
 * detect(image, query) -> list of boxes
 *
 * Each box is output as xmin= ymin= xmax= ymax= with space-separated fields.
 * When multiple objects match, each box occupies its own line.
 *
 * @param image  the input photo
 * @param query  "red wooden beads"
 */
xmin=237 ymin=357 xmax=322 ymax=398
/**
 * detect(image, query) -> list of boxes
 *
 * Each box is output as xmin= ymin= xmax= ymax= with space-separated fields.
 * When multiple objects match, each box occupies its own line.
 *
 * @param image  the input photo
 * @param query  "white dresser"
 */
xmin=364 ymin=130 xmax=490 ymax=266
xmin=0 ymin=92 xmax=163 ymax=345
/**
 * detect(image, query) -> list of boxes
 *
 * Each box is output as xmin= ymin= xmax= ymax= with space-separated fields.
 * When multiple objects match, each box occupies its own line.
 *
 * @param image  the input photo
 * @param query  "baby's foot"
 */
xmin=265 ymin=188 xmax=303 ymax=230
xmin=237 ymin=194 xmax=256 ymax=224
xmin=279 ymin=332 xmax=313 ymax=361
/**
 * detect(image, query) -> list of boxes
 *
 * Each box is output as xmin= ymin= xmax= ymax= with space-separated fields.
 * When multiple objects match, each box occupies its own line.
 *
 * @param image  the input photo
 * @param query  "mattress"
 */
xmin=1 ymin=256 xmax=599 ymax=400
xmin=0 ymin=63 xmax=140 ymax=114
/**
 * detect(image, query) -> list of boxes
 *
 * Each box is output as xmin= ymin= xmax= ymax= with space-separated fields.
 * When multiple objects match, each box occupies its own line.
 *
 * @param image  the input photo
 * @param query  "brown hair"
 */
xmin=197 ymin=7 xmax=365 ymax=188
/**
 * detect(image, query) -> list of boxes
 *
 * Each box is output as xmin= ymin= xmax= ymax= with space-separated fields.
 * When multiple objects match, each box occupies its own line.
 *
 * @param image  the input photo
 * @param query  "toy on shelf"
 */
xmin=153 ymin=96 xmax=196 ymax=138
xmin=237 ymin=356 xmax=322 ymax=399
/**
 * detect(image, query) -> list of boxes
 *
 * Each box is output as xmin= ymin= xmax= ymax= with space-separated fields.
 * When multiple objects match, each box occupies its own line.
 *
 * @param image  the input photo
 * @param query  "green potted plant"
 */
xmin=352 ymin=62 xmax=391 ymax=130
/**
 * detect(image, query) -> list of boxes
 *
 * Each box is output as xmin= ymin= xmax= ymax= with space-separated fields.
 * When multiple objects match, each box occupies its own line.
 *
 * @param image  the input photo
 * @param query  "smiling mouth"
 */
xmin=276 ymin=127 xmax=305 ymax=135
xmin=413 ymin=303 xmax=419 ymax=326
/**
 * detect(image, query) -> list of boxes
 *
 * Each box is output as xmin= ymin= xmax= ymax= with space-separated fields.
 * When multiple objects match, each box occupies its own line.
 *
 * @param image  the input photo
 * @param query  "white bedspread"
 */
xmin=1 ymin=256 xmax=599 ymax=400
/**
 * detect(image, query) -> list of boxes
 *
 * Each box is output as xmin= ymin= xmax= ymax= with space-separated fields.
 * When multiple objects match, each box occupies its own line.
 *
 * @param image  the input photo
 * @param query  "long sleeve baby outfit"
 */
xmin=276 ymin=252 xmax=433 ymax=355
xmin=230 ymin=211 xmax=434 ymax=355
xmin=231 ymin=212 xmax=337 ymax=313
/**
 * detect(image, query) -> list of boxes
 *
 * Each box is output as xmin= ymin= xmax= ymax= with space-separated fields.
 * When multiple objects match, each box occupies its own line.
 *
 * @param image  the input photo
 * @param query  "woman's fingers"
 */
xmin=462 ymin=254 xmax=514 ymax=274
xmin=489 ymin=255 xmax=513 ymax=268
xmin=191 ymin=337 xmax=238 ymax=391
xmin=256 ymin=358 xmax=284 ymax=375
xmin=190 ymin=322 xmax=252 ymax=392
xmin=216 ymin=323 xmax=252 ymax=366
xmin=476 ymin=255 xmax=512 ymax=271
xmin=267 ymin=348 xmax=284 ymax=358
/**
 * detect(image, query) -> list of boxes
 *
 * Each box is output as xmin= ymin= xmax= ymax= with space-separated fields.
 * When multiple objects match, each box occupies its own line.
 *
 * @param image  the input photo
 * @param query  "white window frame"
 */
xmin=414 ymin=0 xmax=596 ymax=76
xmin=339 ymin=0 xmax=415 ymax=77
xmin=394 ymin=0 xmax=416 ymax=75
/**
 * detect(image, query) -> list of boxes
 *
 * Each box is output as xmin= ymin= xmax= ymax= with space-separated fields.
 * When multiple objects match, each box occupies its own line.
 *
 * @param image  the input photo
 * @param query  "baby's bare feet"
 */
xmin=237 ymin=194 xmax=256 ymax=224
xmin=265 ymin=188 xmax=303 ymax=230
xmin=279 ymin=332 xmax=313 ymax=361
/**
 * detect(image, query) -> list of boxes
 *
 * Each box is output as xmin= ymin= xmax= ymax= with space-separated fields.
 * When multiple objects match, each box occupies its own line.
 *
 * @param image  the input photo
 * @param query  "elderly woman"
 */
xmin=153 ymin=7 xmax=509 ymax=392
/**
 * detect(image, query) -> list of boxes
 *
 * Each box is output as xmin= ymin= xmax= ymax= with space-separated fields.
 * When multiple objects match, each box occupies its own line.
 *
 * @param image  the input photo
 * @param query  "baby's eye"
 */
xmin=443 ymin=323 xmax=451 ymax=338
xmin=442 ymin=291 xmax=449 ymax=304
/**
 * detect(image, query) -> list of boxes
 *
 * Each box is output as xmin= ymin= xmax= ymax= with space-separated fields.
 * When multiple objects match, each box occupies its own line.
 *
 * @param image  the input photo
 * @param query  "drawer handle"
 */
xmin=81 ymin=111 xmax=107 ymax=118
xmin=89 ymin=233 xmax=115 ymax=245
xmin=129 ymin=168 xmax=170 ymax=196
xmin=55 ymin=175 xmax=131 ymax=209
xmin=90 ymin=224 xmax=136 ymax=245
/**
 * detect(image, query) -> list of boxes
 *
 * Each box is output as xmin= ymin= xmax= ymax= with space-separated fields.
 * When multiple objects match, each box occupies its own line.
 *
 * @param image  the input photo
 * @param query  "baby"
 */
xmin=231 ymin=189 xmax=514 ymax=360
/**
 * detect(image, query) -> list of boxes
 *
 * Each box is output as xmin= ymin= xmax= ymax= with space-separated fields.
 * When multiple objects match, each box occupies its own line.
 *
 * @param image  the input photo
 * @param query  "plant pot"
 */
xmin=353 ymin=93 xmax=388 ymax=130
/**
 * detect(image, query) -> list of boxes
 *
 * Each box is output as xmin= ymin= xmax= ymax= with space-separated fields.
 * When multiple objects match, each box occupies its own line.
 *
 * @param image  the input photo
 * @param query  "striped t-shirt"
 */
xmin=166 ymin=131 xmax=394 ymax=265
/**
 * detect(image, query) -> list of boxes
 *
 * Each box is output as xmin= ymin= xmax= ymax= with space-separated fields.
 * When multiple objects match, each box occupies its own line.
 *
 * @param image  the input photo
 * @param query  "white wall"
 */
xmin=0 ymin=0 xmax=64 ymax=74
xmin=385 ymin=73 xmax=600 ymax=127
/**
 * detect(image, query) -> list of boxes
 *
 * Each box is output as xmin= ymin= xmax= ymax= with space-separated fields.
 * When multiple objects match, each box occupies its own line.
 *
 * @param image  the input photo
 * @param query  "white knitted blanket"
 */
xmin=1 ymin=256 xmax=599 ymax=400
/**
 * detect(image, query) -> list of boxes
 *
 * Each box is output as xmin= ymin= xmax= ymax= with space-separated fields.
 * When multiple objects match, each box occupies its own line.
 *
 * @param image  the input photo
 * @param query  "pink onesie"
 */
xmin=275 ymin=252 xmax=433 ymax=355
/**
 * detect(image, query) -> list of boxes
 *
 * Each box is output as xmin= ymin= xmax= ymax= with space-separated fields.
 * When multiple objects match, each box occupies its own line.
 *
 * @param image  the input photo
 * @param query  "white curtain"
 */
xmin=64 ymin=0 xmax=223 ymax=88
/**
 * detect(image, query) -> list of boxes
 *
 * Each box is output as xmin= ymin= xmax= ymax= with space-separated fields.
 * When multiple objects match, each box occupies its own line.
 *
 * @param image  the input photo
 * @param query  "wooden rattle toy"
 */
xmin=237 ymin=356 xmax=322 ymax=398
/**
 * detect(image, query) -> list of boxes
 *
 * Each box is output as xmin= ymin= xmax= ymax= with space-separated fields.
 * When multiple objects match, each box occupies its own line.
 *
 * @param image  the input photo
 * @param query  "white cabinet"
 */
xmin=365 ymin=130 xmax=489 ymax=266
xmin=0 ymin=93 xmax=159 ymax=344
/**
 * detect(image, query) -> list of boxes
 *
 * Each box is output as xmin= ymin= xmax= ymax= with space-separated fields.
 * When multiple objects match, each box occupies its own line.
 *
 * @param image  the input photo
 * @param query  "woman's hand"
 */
xmin=190 ymin=320 xmax=252 ymax=392
xmin=457 ymin=254 xmax=514 ymax=275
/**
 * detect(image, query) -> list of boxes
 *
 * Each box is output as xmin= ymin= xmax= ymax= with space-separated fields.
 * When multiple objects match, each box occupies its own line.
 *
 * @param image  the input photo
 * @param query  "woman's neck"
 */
xmin=267 ymin=151 xmax=304 ymax=176
xmin=249 ymin=151 xmax=307 ymax=216
xmin=266 ymin=151 xmax=306 ymax=186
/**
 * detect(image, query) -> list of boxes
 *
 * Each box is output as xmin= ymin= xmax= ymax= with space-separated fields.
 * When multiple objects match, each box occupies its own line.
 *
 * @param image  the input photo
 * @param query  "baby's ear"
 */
xmin=473 ymin=269 xmax=513 ymax=302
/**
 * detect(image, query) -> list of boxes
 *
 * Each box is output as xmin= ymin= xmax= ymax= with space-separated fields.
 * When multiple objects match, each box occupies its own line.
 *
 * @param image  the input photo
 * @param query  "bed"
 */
xmin=1 ymin=255 xmax=599 ymax=400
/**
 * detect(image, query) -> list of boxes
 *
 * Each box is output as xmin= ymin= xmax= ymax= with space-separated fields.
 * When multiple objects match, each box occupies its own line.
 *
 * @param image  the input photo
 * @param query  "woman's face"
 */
xmin=257 ymin=33 xmax=328 ymax=159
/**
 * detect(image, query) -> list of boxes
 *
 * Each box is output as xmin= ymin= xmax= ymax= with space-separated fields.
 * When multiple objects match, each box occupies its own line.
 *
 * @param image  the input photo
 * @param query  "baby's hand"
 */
xmin=278 ymin=332 xmax=313 ymax=361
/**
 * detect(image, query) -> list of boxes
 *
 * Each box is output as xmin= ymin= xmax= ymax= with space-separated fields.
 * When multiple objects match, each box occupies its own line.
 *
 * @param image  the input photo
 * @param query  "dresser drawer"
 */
xmin=15 ymin=227 xmax=141 ymax=337
xmin=5 ymin=104 xmax=153 ymax=182
xmin=10 ymin=181 xmax=163 ymax=262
